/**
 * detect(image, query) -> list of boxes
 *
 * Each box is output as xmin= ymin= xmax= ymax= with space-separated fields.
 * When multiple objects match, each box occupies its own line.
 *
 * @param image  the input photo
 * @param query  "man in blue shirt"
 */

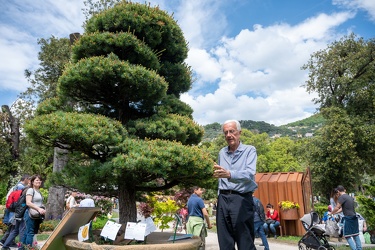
xmin=186 ymin=186 xmax=212 ymax=250
xmin=213 ymin=120 xmax=258 ymax=250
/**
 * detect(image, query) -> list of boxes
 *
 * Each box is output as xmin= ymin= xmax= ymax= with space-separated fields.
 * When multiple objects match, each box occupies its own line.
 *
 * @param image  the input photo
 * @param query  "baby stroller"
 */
xmin=298 ymin=212 xmax=335 ymax=250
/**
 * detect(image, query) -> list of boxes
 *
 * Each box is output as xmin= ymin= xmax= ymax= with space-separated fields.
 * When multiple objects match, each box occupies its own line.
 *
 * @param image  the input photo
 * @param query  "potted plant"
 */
xmin=278 ymin=201 xmax=300 ymax=210
xmin=278 ymin=201 xmax=300 ymax=220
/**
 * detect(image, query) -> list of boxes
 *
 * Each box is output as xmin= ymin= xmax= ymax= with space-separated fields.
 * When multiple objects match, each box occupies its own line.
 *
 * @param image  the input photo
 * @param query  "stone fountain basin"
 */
xmin=62 ymin=231 xmax=201 ymax=250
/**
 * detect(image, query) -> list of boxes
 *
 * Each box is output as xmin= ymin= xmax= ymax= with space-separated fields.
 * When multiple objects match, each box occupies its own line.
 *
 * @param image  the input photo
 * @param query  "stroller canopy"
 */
xmin=300 ymin=212 xmax=319 ymax=229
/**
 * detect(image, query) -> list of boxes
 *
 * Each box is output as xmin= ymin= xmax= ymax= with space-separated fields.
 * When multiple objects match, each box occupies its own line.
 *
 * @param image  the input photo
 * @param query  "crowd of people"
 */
xmin=186 ymin=119 xmax=369 ymax=250
xmin=0 ymin=174 xmax=102 ymax=250
xmin=1 ymin=119 xmax=371 ymax=250
xmin=1 ymin=174 xmax=47 ymax=250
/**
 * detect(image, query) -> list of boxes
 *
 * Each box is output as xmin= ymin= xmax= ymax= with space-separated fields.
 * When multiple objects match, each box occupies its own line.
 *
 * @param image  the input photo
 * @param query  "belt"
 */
xmin=219 ymin=190 xmax=253 ymax=196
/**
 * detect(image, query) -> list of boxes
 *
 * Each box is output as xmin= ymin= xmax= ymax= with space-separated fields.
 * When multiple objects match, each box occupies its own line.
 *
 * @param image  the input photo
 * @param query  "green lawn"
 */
xmin=0 ymin=234 xmax=50 ymax=241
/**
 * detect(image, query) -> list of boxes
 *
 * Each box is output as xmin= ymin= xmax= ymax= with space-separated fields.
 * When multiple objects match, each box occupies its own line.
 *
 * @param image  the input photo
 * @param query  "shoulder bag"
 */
xmin=266 ymin=218 xmax=276 ymax=224
xmin=29 ymin=205 xmax=46 ymax=219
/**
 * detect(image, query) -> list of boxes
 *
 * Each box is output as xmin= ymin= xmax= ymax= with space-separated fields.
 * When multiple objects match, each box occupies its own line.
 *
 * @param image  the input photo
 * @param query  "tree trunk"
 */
xmin=118 ymin=183 xmax=137 ymax=225
xmin=45 ymin=186 xmax=66 ymax=220
xmin=53 ymin=146 xmax=69 ymax=172
xmin=45 ymin=146 xmax=69 ymax=220
xmin=1 ymin=105 xmax=20 ymax=160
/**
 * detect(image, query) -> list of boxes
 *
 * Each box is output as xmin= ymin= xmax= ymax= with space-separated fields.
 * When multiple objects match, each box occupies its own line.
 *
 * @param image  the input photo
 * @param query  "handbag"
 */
xmin=325 ymin=219 xmax=339 ymax=237
xmin=266 ymin=219 xmax=276 ymax=224
xmin=29 ymin=205 xmax=45 ymax=219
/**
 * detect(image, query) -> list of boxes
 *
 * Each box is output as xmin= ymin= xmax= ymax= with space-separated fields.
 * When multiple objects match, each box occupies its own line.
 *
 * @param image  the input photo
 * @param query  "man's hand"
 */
xmin=213 ymin=163 xmax=231 ymax=178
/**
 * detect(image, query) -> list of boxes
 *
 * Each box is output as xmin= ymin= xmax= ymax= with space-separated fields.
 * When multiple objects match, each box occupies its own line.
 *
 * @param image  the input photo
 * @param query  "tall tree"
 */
xmin=302 ymin=33 xmax=375 ymax=119
xmin=0 ymin=109 xmax=14 ymax=179
xmin=264 ymin=137 xmax=304 ymax=172
xmin=21 ymin=37 xmax=71 ymax=106
xmin=302 ymin=34 xmax=375 ymax=196
xmin=304 ymin=107 xmax=364 ymax=197
xmin=25 ymin=2 xmax=213 ymax=224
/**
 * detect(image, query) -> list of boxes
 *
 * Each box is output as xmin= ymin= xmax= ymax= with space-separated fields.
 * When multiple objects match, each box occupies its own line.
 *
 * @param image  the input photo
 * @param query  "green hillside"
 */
xmin=281 ymin=113 xmax=325 ymax=128
xmin=202 ymin=113 xmax=325 ymax=141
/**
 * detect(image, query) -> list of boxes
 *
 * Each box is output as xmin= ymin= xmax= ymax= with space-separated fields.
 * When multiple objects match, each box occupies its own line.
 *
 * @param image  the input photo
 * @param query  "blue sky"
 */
xmin=0 ymin=0 xmax=374 ymax=126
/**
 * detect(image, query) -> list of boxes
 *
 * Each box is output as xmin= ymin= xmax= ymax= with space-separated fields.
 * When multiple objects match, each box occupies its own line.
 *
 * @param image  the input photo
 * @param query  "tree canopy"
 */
xmin=302 ymin=33 xmax=375 ymax=121
xmin=24 ymin=1 xmax=213 ymax=224
xmin=302 ymin=34 xmax=375 ymax=197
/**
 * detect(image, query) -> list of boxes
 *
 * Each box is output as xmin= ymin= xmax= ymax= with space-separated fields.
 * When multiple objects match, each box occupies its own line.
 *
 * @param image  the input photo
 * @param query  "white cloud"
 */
xmin=333 ymin=0 xmax=375 ymax=21
xmin=0 ymin=0 xmax=85 ymax=93
xmin=0 ymin=25 xmax=37 ymax=91
xmin=175 ymin=0 xmax=228 ymax=48
xmin=181 ymin=85 xmax=318 ymax=126
xmin=186 ymin=48 xmax=222 ymax=83
xmin=181 ymin=10 xmax=355 ymax=125
xmin=1 ymin=0 xmax=373 ymax=126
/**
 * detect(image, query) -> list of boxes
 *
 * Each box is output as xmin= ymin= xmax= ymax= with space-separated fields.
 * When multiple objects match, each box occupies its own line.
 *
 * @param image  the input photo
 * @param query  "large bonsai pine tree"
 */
xmin=25 ymin=2 xmax=213 ymax=224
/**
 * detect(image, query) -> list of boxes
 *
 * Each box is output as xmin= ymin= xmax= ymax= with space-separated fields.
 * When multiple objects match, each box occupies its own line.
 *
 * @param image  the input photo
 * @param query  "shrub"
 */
xmin=138 ymin=193 xmax=179 ymax=231
xmin=152 ymin=197 xmax=179 ymax=230
xmin=92 ymin=215 xmax=112 ymax=230
xmin=356 ymin=183 xmax=375 ymax=232
xmin=0 ymin=218 xmax=7 ymax=232
xmin=94 ymin=196 xmax=113 ymax=216
xmin=68 ymin=192 xmax=113 ymax=217
xmin=39 ymin=220 xmax=59 ymax=232
xmin=357 ymin=195 xmax=375 ymax=231
xmin=313 ymin=204 xmax=327 ymax=220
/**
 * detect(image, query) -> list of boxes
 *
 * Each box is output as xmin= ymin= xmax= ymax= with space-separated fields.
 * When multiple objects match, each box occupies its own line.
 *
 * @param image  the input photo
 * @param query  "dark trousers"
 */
xmin=216 ymin=193 xmax=255 ymax=250
xmin=3 ymin=219 xmax=25 ymax=248
xmin=0 ymin=223 xmax=16 ymax=245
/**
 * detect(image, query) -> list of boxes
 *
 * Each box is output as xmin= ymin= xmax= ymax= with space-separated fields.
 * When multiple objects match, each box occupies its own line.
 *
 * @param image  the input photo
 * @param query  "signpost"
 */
xmin=41 ymin=207 xmax=100 ymax=250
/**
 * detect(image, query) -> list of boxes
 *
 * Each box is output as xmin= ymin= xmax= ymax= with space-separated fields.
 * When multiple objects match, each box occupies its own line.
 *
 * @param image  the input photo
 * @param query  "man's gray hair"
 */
xmin=222 ymin=120 xmax=241 ymax=131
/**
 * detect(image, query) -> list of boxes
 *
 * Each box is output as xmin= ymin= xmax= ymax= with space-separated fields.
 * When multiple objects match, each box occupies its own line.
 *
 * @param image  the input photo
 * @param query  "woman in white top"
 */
xmin=21 ymin=174 xmax=46 ymax=248
xmin=66 ymin=191 xmax=79 ymax=209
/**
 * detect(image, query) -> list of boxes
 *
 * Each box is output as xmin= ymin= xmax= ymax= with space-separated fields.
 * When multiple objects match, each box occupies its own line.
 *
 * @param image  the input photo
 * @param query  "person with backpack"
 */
xmin=19 ymin=174 xmax=46 ymax=249
xmin=1 ymin=185 xmax=30 ymax=250
xmin=0 ymin=174 xmax=30 ymax=248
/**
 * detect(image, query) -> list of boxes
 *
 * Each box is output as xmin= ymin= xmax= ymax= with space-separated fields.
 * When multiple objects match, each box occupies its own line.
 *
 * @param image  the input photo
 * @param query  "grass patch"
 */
xmin=37 ymin=234 xmax=51 ymax=241
xmin=273 ymin=235 xmax=300 ymax=244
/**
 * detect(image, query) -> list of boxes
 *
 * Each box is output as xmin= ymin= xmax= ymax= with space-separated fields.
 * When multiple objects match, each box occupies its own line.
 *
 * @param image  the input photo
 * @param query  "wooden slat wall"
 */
xmin=254 ymin=170 xmax=312 ymax=236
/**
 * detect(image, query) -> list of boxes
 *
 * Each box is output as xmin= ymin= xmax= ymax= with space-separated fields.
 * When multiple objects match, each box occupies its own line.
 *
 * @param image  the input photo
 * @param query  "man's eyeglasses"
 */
xmin=223 ymin=129 xmax=238 ymax=135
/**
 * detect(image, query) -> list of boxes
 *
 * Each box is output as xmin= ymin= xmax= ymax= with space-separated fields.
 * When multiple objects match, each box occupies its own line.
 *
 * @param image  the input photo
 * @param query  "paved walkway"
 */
xmin=205 ymin=231 xmax=297 ymax=250
xmin=204 ymin=231 xmax=375 ymax=249
xmin=23 ymin=232 xmax=375 ymax=250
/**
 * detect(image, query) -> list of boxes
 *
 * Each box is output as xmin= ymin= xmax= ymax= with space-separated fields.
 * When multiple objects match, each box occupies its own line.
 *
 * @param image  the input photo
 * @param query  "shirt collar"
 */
xmin=225 ymin=142 xmax=244 ymax=153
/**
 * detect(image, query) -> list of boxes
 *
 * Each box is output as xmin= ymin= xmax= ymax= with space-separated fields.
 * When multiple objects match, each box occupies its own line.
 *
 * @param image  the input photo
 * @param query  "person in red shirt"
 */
xmin=263 ymin=203 xmax=280 ymax=238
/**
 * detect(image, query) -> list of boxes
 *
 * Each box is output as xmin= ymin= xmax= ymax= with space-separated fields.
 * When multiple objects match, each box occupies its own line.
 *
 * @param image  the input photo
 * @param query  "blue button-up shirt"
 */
xmin=217 ymin=142 xmax=258 ymax=193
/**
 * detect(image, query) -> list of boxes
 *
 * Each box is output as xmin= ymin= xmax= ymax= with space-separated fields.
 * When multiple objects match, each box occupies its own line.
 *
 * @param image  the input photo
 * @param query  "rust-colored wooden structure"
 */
xmin=254 ymin=169 xmax=313 ymax=236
